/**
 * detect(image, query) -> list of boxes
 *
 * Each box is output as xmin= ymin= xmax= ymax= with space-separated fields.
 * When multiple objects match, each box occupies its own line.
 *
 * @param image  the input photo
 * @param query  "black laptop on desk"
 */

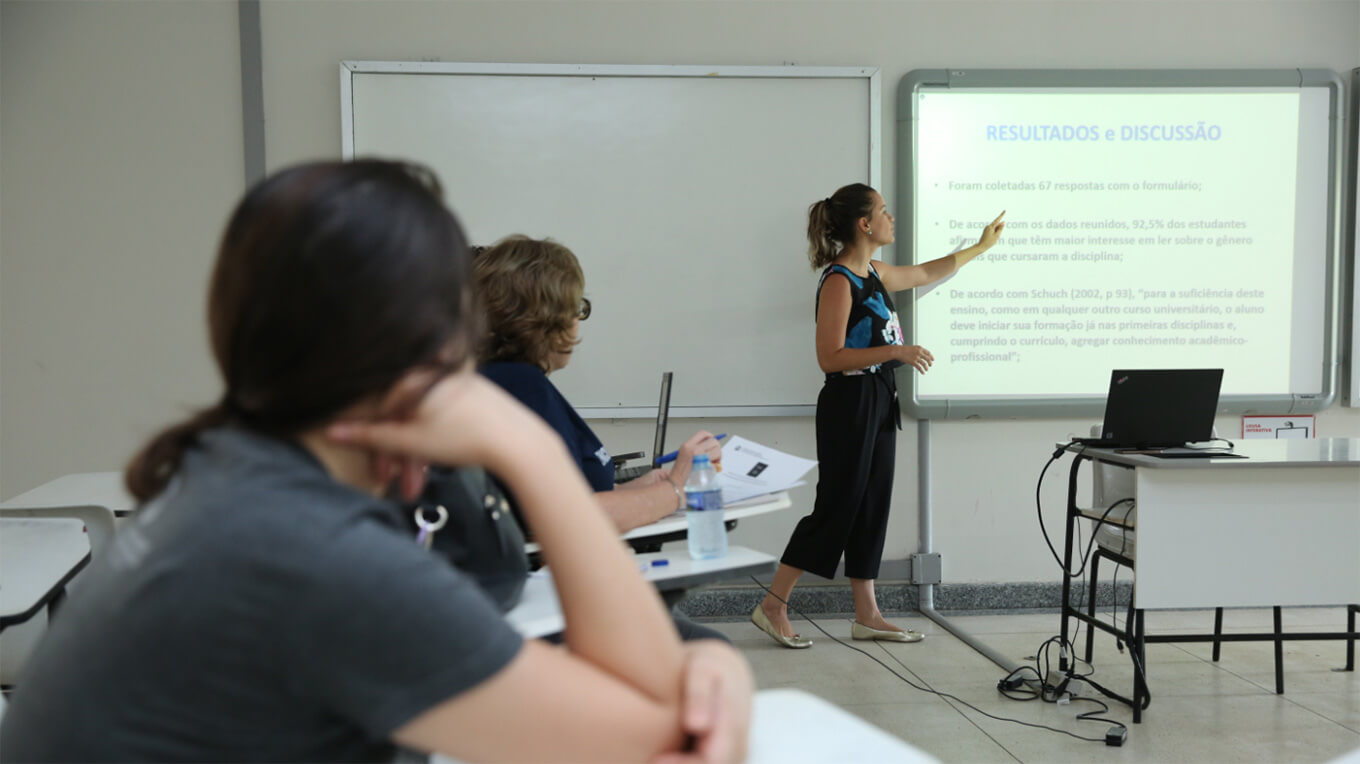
xmin=1074 ymin=369 xmax=1241 ymax=458
xmin=614 ymin=372 xmax=673 ymax=483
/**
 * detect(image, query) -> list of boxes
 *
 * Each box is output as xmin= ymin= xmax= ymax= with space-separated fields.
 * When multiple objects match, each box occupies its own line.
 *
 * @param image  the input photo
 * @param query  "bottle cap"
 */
xmin=693 ymin=454 xmax=710 ymax=464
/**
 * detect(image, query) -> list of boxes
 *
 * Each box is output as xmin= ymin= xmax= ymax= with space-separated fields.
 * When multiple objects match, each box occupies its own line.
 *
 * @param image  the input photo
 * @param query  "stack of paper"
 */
xmin=718 ymin=436 xmax=817 ymax=505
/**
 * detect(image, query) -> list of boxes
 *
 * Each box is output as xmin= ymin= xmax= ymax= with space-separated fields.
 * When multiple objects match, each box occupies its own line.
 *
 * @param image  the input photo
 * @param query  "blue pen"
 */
xmin=655 ymin=434 xmax=727 ymax=466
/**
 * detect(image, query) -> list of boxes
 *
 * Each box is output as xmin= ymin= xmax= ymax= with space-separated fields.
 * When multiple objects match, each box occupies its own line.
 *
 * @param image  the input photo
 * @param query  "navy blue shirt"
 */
xmin=481 ymin=361 xmax=615 ymax=493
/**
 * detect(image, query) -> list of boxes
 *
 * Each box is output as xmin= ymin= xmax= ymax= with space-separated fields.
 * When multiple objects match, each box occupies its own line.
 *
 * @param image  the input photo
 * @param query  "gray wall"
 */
xmin=1 ymin=0 xmax=242 ymax=497
xmin=3 ymin=0 xmax=1358 ymax=584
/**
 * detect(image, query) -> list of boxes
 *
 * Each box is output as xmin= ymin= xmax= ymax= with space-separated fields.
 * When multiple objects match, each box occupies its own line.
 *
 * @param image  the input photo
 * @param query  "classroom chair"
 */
xmin=0 ymin=501 xmax=117 ymax=685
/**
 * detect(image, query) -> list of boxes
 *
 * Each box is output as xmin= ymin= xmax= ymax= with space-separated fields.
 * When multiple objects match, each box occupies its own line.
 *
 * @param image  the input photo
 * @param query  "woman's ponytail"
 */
xmin=124 ymin=403 xmax=231 ymax=502
xmin=807 ymin=199 xmax=838 ymax=269
xmin=806 ymin=183 xmax=877 ymax=270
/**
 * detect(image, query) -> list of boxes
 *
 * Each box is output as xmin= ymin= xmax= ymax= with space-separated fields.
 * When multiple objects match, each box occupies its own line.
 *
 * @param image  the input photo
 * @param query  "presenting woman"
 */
xmin=751 ymin=183 xmax=1004 ymax=648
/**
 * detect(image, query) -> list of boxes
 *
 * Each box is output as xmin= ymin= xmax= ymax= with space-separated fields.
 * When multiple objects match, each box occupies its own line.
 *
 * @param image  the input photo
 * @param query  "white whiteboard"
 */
xmin=342 ymin=63 xmax=879 ymax=416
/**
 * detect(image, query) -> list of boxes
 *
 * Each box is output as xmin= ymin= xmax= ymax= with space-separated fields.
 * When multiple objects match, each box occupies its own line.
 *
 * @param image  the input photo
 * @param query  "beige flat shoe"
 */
xmin=852 ymin=621 xmax=924 ymax=643
xmin=751 ymin=605 xmax=812 ymax=649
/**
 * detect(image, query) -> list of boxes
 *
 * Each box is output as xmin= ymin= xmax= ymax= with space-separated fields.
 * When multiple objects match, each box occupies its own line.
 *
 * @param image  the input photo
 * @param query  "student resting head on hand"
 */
xmin=0 ymin=160 xmax=751 ymax=764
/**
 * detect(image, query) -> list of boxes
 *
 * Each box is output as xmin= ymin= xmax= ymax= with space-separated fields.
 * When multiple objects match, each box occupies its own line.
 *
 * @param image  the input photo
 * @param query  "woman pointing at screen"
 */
xmin=752 ymin=183 xmax=1004 ymax=648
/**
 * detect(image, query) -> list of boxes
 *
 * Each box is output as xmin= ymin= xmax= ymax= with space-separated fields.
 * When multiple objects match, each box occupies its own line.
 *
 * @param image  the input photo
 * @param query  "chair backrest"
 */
xmin=1089 ymin=424 xmax=1136 ymax=524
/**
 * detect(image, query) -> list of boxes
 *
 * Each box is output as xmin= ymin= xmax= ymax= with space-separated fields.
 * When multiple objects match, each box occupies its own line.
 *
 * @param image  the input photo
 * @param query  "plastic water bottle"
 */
xmin=685 ymin=454 xmax=727 ymax=560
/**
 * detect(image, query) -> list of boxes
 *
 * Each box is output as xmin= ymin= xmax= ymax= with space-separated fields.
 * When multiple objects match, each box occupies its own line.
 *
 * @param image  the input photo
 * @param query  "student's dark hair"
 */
xmin=125 ymin=159 xmax=475 ymax=502
xmin=807 ymin=183 xmax=877 ymax=269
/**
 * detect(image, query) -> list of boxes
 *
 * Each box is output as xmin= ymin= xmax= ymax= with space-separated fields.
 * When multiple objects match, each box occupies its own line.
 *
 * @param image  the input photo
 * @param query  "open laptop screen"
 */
xmin=1098 ymin=369 xmax=1224 ymax=449
xmin=615 ymin=372 xmax=675 ymax=484
xmin=651 ymin=372 xmax=673 ymax=467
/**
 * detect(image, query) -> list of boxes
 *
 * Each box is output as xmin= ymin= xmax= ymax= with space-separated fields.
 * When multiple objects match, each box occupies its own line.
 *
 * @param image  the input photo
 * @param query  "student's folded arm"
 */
xmin=498 ymin=436 xmax=686 ymax=702
xmin=394 ymin=640 xmax=686 ymax=762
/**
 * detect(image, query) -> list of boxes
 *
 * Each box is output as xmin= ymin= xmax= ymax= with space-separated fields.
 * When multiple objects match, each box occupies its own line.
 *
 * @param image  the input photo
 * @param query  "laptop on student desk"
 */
xmin=1075 ymin=369 xmax=1242 ymax=458
xmin=614 ymin=372 xmax=673 ymax=483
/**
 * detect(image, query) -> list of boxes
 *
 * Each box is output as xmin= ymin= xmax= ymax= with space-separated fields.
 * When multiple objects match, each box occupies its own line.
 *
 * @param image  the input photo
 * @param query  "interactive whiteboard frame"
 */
xmin=1345 ymin=67 xmax=1359 ymax=407
xmin=896 ymin=69 xmax=1345 ymax=420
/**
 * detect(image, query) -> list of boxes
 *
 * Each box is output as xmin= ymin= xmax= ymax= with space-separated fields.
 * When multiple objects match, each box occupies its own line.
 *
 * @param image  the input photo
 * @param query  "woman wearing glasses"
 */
xmin=475 ymin=235 xmax=723 ymax=534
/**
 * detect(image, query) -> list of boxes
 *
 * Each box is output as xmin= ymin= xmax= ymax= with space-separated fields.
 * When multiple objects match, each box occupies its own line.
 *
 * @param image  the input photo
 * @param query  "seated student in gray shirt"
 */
xmin=0 ymin=160 xmax=752 ymax=764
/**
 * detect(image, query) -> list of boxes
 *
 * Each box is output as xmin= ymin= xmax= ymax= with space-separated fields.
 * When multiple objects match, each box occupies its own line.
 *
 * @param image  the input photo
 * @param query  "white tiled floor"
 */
xmin=707 ymin=607 xmax=1360 ymax=762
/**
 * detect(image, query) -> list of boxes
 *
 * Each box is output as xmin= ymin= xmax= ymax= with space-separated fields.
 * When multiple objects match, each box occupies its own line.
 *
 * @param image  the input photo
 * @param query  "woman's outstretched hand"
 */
xmin=977 ymin=210 xmax=1006 ymax=249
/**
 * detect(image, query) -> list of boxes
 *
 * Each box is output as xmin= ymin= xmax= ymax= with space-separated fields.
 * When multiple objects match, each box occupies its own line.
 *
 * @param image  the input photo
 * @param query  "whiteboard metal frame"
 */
xmin=896 ymin=68 xmax=1345 ymax=420
xmin=340 ymin=61 xmax=881 ymax=418
xmin=1344 ymin=67 xmax=1358 ymax=407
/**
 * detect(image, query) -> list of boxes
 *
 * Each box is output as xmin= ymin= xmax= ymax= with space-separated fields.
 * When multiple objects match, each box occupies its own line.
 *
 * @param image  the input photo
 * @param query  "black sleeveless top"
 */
xmin=816 ymin=263 xmax=905 ymax=378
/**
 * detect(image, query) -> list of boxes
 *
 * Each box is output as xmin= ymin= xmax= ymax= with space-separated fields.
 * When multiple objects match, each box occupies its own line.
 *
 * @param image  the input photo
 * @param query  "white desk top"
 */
xmin=428 ymin=688 xmax=934 ymax=764
xmin=0 ymin=518 xmax=91 ymax=625
xmin=624 ymin=491 xmax=792 ymax=541
xmin=748 ymin=689 xmax=937 ymax=763
xmin=525 ymin=491 xmax=792 ymax=554
xmin=1 ymin=471 xmax=135 ymax=515
xmin=506 ymin=545 xmax=777 ymax=638
xmin=1066 ymin=437 xmax=1360 ymax=470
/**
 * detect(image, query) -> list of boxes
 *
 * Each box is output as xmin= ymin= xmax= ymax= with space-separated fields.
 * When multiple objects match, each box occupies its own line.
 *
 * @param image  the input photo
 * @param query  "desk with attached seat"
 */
xmin=524 ymin=491 xmax=792 ymax=556
xmin=0 ymin=519 xmax=91 ymax=632
xmin=508 ymin=546 xmax=778 ymax=636
xmin=0 ymin=471 xmax=134 ymax=521
xmin=1 ymin=475 xmax=127 ymax=686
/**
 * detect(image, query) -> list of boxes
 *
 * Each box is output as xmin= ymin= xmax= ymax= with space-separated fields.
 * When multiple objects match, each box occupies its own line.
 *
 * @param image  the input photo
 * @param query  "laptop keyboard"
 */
xmin=614 ymin=464 xmax=652 ymax=484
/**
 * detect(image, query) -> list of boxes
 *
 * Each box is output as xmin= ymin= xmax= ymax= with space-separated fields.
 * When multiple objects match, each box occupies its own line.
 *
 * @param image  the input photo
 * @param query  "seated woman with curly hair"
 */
xmin=474 ymin=235 xmax=723 ymax=534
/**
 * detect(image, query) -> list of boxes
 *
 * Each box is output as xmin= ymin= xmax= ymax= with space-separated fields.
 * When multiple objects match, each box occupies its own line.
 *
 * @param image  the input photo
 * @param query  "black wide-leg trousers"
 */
xmin=780 ymin=370 xmax=898 ymax=580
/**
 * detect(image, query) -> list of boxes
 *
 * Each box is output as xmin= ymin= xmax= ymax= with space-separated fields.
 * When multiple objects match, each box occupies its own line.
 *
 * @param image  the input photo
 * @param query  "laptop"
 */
xmin=614 ymin=372 xmax=673 ymax=483
xmin=1075 ymin=369 xmax=1229 ymax=454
